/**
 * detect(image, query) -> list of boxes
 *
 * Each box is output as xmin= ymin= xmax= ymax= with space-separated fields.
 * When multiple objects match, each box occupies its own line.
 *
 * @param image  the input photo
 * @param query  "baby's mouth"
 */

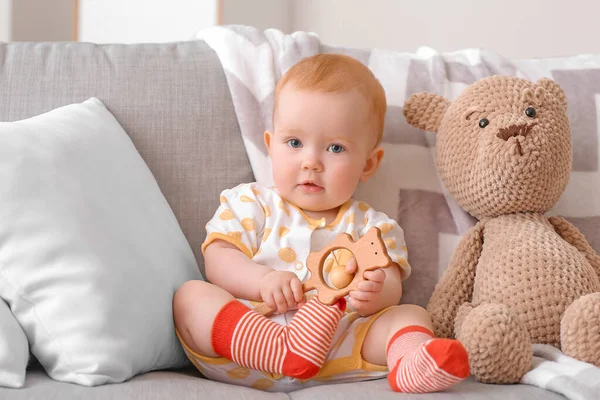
xmin=299 ymin=181 xmax=324 ymax=193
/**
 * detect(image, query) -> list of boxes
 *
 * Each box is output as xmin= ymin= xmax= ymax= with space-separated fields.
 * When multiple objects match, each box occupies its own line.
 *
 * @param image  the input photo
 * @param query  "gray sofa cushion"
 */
xmin=0 ymin=40 xmax=254 ymax=276
xmin=0 ymin=368 xmax=288 ymax=400
xmin=0 ymin=368 xmax=566 ymax=399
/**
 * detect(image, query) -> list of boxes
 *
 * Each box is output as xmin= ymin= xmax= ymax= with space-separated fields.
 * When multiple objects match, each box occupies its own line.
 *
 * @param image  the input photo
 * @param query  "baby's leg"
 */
xmin=173 ymin=280 xmax=235 ymax=357
xmin=361 ymin=305 xmax=469 ymax=393
xmin=173 ymin=280 xmax=346 ymax=379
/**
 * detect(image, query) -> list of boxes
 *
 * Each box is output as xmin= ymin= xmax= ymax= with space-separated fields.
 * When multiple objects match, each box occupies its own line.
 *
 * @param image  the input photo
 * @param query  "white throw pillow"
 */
xmin=0 ymin=98 xmax=202 ymax=386
xmin=0 ymin=298 xmax=29 ymax=388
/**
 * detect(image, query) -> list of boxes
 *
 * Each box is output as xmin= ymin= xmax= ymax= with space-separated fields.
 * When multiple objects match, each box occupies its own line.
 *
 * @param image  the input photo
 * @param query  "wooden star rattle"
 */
xmin=255 ymin=227 xmax=392 ymax=316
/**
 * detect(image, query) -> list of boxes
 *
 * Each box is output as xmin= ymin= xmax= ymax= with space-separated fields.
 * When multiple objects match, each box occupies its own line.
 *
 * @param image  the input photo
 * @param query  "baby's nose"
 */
xmin=302 ymin=158 xmax=323 ymax=171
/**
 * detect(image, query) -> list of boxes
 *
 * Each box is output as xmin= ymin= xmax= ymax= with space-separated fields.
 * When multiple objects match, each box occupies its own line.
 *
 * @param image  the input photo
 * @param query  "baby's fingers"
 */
xmin=290 ymin=278 xmax=304 ymax=303
xmin=263 ymin=293 xmax=277 ymax=312
xmin=356 ymin=280 xmax=383 ymax=293
xmin=349 ymin=290 xmax=376 ymax=302
xmin=363 ymin=269 xmax=386 ymax=283
xmin=272 ymin=291 xmax=288 ymax=314
xmin=281 ymin=285 xmax=296 ymax=309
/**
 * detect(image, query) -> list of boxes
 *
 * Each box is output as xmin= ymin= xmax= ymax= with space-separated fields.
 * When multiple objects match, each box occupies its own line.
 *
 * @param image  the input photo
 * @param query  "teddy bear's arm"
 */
xmin=426 ymin=221 xmax=485 ymax=338
xmin=548 ymin=216 xmax=600 ymax=278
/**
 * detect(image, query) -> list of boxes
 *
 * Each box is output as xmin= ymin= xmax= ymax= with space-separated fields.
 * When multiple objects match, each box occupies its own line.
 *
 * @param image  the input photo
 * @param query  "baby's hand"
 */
xmin=345 ymin=258 xmax=386 ymax=316
xmin=259 ymin=270 xmax=305 ymax=314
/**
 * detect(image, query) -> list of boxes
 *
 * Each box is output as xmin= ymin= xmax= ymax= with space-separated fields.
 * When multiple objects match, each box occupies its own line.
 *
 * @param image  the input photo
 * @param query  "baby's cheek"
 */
xmin=330 ymin=163 xmax=361 ymax=192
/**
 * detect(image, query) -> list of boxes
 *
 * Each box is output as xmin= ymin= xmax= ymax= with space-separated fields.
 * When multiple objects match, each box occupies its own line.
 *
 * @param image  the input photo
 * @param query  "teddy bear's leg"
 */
xmin=561 ymin=292 xmax=600 ymax=367
xmin=455 ymin=302 xmax=532 ymax=383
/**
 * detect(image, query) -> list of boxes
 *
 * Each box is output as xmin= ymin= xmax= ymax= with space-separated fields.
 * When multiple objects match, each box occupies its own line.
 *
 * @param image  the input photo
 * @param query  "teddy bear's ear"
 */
xmin=403 ymin=92 xmax=450 ymax=133
xmin=536 ymin=78 xmax=567 ymax=110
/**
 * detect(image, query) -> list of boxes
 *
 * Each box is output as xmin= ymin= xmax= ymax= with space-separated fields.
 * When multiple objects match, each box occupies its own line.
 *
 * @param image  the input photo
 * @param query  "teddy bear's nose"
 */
xmin=497 ymin=123 xmax=536 ymax=141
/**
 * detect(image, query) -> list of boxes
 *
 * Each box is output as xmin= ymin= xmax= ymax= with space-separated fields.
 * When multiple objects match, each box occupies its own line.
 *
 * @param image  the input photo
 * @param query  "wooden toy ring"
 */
xmin=255 ymin=227 xmax=392 ymax=316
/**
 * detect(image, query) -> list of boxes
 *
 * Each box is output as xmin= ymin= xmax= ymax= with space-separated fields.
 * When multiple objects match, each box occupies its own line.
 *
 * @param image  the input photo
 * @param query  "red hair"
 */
xmin=274 ymin=54 xmax=387 ymax=144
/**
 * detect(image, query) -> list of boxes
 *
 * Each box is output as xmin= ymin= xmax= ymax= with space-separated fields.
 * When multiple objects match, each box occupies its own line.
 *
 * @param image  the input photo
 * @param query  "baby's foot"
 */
xmin=386 ymin=326 xmax=469 ymax=393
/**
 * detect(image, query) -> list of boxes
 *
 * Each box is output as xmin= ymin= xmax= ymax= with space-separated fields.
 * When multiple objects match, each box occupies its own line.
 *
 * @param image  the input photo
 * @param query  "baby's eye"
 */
xmin=328 ymin=144 xmax=345 ymax=153
xmin=287 ymin=139 xmax=302 ymax=148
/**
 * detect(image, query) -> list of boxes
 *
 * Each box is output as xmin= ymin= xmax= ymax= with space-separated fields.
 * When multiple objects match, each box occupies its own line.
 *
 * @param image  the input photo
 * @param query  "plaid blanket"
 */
xmin=195 ymin=25 xmax=600 ymax=399
xmin=522 ymin=345 xmax=600 ymax=400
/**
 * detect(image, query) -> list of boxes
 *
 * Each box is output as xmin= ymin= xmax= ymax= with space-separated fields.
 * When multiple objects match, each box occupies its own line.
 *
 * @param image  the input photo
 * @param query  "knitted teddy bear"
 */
xmin=403 ymin=76 xmax=600 ymax=384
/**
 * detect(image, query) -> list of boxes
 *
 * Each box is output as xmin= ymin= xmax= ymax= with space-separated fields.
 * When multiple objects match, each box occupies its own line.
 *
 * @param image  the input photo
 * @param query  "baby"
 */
xmin=173 ymin=54 xmax=469 ymax=393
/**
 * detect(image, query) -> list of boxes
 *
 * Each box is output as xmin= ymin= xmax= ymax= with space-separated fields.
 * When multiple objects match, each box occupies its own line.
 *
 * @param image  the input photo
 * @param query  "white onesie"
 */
xmin=179 ymin=182 xmax=411 ymax=392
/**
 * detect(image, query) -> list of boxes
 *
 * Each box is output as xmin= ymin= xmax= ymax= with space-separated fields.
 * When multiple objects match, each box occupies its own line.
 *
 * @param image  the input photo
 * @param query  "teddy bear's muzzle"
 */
xmin=497 ymin=123 xmax=537 ymax=141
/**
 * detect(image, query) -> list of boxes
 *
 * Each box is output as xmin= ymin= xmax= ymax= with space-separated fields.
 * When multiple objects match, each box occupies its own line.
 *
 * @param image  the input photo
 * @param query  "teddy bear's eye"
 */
xmin=479 ymin=118 xmax=490 ymax=128
xmin=525 ymin=107 xmax=537 ymax=118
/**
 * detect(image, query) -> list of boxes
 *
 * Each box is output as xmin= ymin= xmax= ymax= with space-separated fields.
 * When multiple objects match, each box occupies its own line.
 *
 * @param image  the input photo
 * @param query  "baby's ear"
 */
xmin=403 ymin=92 xmax=451 ymax=133
xmin=536 ymin=78 xmax=567 ymax=110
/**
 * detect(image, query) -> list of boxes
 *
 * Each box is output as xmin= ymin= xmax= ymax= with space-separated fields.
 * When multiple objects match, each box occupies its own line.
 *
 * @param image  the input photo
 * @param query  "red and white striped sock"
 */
xmin=386 ymin=325 xmax=469 ymax=393
xmin=211 ymin=298 xmax=345 ymax=379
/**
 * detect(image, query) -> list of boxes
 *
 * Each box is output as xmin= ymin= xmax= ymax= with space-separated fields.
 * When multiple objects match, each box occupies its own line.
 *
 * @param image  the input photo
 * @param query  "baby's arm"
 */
xmin=348 ymin=209 xmax=408 ymax=316
xmin=204 ymin=240 xmax=273 ymax=301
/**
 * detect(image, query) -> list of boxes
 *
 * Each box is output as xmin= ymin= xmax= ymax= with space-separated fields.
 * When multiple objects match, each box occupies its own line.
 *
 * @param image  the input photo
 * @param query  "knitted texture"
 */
xmin=427 ymin=221 xmax=484 ymax=339
xmin=455 ymin=303 xmax=531 ymax=383
xmin=560 ymin=293 xmax=600 ymax=365
xmin=404 ymin=76 xmax=600 ymax=383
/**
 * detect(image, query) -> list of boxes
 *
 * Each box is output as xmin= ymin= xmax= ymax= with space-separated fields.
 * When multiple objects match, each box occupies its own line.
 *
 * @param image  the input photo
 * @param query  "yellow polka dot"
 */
xmin=227 ymin=366 xmax=251 ymax=380
xmin=364 ymin=215 xmax=369 ymax=225
xmin=278 ymin=247 xmax=296 ymax=263
xmin=241 ymin=218 xmax=255 ymax=231
xmin=263 ymin=228 xmax=272 ymax=241
xmin=358 ymin=201 xmax=370 ymax=212
xmin=252 ymin=188 xmax=260 ymax=196
xmin=312 ymin=375 xmax=333 ymax=382
xmin=252 ymin=246 xmax=258 ymax=254
xmin=279 ymin=200 xmax=290 ymax=216
xmin=379 ymin=223 xmax=393 ymax=234
xmin=263 ymin=205 xmax=271 ymax=217
xmin=220 ymin=195 xmax=227 ymax=203
xmin=279 ymin=227 xmax=290 ymax=237
xmin=346 ymin=212 xmax=355 ymax=225
xmin=397 ymin=256 xmax=409 ymax=268
xmin=262 ymin=372 xmax=283 ymax=380
xmin=227 ymin=231 xmax=242 ymax=242
xmin=251 ymin=378 xmax=274 ymax=390
xmin=219 ymin=209 xmax=235 ymax=220
xmin=402 ymin=245 xmax=408 ymax=252
xmin=384 ymin=237 xmax=397 ymax=250
xmin=294 ymin=261 xmax=304 ymax=271
xmin=240 ymin=195 xmax=255 ymax=203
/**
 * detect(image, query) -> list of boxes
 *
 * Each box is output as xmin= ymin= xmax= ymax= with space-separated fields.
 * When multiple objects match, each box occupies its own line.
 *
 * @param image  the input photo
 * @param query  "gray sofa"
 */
xmin=0 ymin=40 xmax=565 ymax=399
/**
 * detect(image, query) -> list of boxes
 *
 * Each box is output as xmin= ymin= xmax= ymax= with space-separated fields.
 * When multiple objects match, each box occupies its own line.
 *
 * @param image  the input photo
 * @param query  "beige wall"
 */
xmin=79 ymin=0 xmax=217 ymax=43
xmin=222 ymin=0 xmax=290 ymax=32
xmin=11 ymin=0 xmax=73 ymax=41
xmin=289 ymin=0 xmax=599 ymax=58
xmin=4 ymin=0 xmax=596 ymax=58
xmin=0 ymin=0 xmax=10 ymax=42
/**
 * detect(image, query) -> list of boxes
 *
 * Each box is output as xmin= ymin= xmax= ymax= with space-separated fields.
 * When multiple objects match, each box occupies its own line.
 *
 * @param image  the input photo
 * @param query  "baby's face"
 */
xmin=266 ymin=86 xmax=378 ymax=212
